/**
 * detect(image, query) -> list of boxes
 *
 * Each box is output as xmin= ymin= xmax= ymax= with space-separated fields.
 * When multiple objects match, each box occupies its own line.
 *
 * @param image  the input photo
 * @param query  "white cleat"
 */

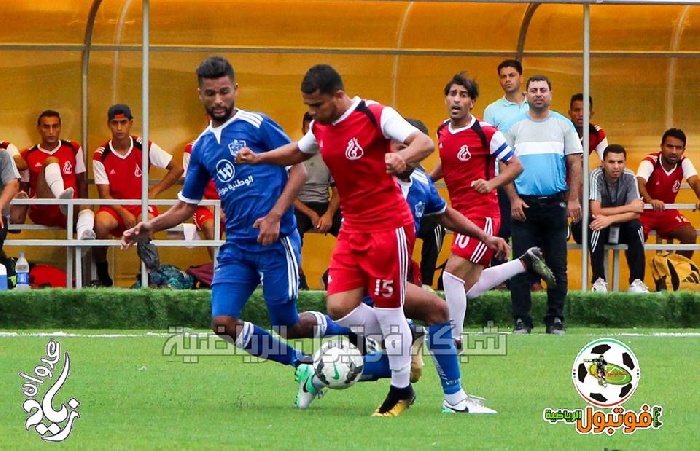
xmin=58 ymin=187 xmax=75 ymax=216
xmin=294 ymin=364 xmax=326 ymax=409
xmin=591 ymin=278 xmax=609 ymax=293
xmin=442 ymin=395 xmax=498 ymax=414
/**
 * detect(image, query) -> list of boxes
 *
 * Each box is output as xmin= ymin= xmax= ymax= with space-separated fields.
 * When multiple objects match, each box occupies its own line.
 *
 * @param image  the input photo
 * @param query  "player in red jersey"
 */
xmin=10 ymin=110 xmax=94 ymax=238
xmin=92 ymin=104 xmax=183 ymax=286
xmin=637 ymin=128 xmax=700 ymax=259
xmin=568 ymin=93 xmax=608 ymax=161
xmin=237 ymin=64 xmax=434 ymax=416
xmin=430 ymin=74 xmax=554 ymax=345
xmin=183 ymin=140 xmax=222 ymax=260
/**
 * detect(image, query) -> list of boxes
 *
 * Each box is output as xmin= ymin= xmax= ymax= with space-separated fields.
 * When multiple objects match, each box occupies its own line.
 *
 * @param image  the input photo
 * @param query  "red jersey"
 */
xmin=21 ymin=140 xmax=85 ymax=197
xmin=437 ymin=117 xmax=514 ymax=217
xmin=637 ymin=152 xmax=698 ymax=204
xmin=93 ymin=135 xmax=172 ymax=199
xmin=303 ymin=99 xmax=414 ymax=232
xmin=183 ymin=141 xmax=218 ymax=199
xmin=580 ymin=124 xmax=608 ymax=161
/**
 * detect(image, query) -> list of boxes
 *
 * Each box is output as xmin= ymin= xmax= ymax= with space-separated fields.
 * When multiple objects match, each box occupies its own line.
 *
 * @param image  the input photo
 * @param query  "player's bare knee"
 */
xmin=281 ymin=312 xmax=315 ymax=339
xmin=424 ymin=299 xmax=449 ymax=325
xmin=42 ymin=156 xmax=60 ymax=167
xmin=211 ymin=316 xmax=242 ymax=337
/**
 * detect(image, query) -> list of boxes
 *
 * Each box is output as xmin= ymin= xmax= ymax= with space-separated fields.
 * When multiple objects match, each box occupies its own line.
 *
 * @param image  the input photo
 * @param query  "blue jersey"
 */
xmin=399 ymin=168 xmax=447 ymax=234
xmin=180 ymin=110 xmax=295 ymax=243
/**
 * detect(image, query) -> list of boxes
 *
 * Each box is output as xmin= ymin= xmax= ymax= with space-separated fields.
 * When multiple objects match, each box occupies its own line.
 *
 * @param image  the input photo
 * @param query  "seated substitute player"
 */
xmin=10 ymin=110 xmax=95 ymax=240
xmin=294 ymin=112 xmax=342 ymax=289
xmin=93 ymin=104 xmax=183 ymax=286
xmin=183 ymin=139 xmax=222 ymax=260
xmin=637 ymin=128 xmax=700 ymax=259
xmin=236 ymin=64 xmax=435 ymax=417
xmin=123 ymin=56 xmax=352 ymax=374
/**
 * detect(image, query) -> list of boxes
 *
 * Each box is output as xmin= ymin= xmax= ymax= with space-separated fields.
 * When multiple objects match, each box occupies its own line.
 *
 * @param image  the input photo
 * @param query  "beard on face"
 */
xmin=207 ymin=104 xmax=234 ymax=122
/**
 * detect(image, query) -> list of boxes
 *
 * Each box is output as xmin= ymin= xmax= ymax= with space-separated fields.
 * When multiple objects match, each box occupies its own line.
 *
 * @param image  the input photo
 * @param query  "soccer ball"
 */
xmin=313 ymin=338 xmax=364 ymax=390
xmin=572 ymin=338 xmax=641 ymax=408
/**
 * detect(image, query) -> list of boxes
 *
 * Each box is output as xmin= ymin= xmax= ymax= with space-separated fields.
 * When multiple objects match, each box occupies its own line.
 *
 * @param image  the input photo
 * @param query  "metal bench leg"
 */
xmin=612 ymin=248 xmax=621 ymax=292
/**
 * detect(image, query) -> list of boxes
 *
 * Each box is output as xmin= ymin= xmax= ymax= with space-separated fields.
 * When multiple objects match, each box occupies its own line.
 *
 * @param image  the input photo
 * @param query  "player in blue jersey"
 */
xmin=121 ymin=56 xmax=351 ymax=370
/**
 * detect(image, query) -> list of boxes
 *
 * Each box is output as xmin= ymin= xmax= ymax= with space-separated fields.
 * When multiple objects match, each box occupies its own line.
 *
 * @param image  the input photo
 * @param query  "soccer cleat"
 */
xmin=58 ymin=187 xmax=75 ymax=216
xmin=442 ymin=395 xmax=497 ymax=414
xmin=520 ymin=247 xmax=556 ymax=287
xmin=592 ymin=278 xmax=609 ymax=293
xmin=294 ymin=364 xmax=326 ymax=409
xmin=627 ymin=279 xmax=649 ymax=293
xmin=512 ymin=318 xmax=531 ymax=334
xmin=546 ymin=318 xmax=565 ymax=335
xmin=372 ymin=385 xmax=416 ymax=417
xmin=137 ymin=239 xmax=161 ymax=271
xmin=296 ymin=353 xmax=314 ymax=366
xmin=409 ymin=334 xmax=425 ymax=383
xmin=79 ymin=229 xmax=96 ymax=240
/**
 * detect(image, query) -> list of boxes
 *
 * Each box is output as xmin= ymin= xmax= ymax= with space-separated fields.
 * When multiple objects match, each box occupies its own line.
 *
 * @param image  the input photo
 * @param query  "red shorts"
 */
xmin=640 ymin=210 xmax=692 ymax=239
xmin=327 ymin=223 xmax=415 ymax=309
xmin=194 ymin=206 xmax=214 ymax=230
xmin=98 ymin=204 xmax=159 ymax=237
xmin=28 ymin=205 xmax=66 ymax=228
xmin=450 ymin=216 xmax=499 ymax=266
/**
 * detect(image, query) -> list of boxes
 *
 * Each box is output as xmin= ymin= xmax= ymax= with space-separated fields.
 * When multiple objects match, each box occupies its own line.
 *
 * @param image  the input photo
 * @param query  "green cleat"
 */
xmin=294 ymin=364 xmax=326 ymax=409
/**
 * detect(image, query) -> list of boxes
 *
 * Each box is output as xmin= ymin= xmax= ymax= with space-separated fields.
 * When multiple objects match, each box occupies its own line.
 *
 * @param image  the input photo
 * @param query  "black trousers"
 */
xmin=589 ymin=219 xmax=645 ymax=283
xmin=510 ymin=195 xmax=569 ymax=328
xmin=417 ymin=215 xmax=446 ymax=286
xmin=294 ymin=202 xmax=342 ymax=244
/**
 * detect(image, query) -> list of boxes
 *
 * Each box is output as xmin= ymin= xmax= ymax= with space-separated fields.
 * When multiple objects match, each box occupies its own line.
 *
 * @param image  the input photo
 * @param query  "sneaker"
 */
xmin=442 ymin=395 xmax=497 ymax=414
xmin=58 ymin=187 xmax=75 ymax=216
xmin=520 ymin=247 xmax=556 ymax=286
xmin=513 ymin=318 xmax=531 ymax=334
xmin=137 ymin=239 xmax=160 ymax=271
xmin=79 ymin=229 xmax=96 ymax=240
xmin=591 ymin=278 xmax=608 ymax=293
xmin=409 ymin=334 xmax=425 ymax=383
xmin=627 ymin=279 xmax=650 ymax=293
xmin=294 ymin=364 xmax=326 ymax=409
xmin=546 ymin=318 xmax=565 ymax=335
xmin=372 ymin=385 xmax=416 ymax=417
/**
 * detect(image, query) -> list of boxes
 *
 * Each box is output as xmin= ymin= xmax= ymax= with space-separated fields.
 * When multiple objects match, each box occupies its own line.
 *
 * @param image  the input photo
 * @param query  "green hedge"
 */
xmin=0 ymin=289 xmax=698 ymax=329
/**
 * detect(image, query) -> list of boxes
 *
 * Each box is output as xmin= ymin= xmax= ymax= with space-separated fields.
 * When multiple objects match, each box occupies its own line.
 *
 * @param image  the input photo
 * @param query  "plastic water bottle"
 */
xmin=15 ymin=252 xmax=30 ymax=290
xmin=0 ymin=263 xmax=7 ymax=291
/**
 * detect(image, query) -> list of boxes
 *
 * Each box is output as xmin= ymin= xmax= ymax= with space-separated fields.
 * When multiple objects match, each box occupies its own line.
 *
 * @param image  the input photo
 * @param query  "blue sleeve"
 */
xmin=260 ymin=115 xmax=292 ymax=151
xmin=424 ymin=178 xmax=447 ymax=216
xmin=180 ymin=141 xmax=211 ymax=202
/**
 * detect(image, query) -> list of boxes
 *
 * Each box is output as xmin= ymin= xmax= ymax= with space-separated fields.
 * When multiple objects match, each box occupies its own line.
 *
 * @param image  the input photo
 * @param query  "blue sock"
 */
xmin=358 ymin=351 xmax=391 ymax=382
xmin=323 ymin=315 xmax=351 ymax=336
xmin=237 ymin=322 xmax=302 ymax=366
xmin=427 ymin=322 xmax=462 ymax=395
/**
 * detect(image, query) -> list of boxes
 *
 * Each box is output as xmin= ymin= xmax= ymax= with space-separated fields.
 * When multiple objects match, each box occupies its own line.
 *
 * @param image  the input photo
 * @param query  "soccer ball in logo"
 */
xmin=572 ymin=338 xmax=640 ymax=408
xmin=313 ymin=339 xmax=364 ymax=389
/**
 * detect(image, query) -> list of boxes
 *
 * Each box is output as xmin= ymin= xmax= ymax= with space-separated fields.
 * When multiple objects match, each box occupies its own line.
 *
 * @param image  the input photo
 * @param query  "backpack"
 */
xmin=29 ymin=264 xmax=68 ymax=288
xmin=132 ymin=264 xmax=195 ymax=289
xmin=186 ymin=262 xmax=214 ymax=288
xmin=650 ymin=252 xmax=700 ymax=292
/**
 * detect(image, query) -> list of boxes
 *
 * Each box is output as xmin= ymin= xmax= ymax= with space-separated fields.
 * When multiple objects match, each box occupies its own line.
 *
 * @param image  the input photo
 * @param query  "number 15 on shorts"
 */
xmin=374 ymin=279 xmax=394 ymax=297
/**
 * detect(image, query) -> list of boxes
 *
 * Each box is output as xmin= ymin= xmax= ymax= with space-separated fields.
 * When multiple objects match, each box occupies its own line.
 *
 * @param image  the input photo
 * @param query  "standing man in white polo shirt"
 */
xmin=503 ymin=75 xmax=583 ymax=335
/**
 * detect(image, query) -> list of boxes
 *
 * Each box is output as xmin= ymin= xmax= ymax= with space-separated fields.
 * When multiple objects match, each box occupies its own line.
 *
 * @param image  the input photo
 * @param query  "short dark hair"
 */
xmin=37 ymin=110 xmax=61 ymax=126
xmin=570 ymin=93 xmax=593 ymax=109
xmin=661 ymin=128 xmax=686 ymax=147
xmin=405 ymin=118 xmax=428 ymax=135
xmin=497 ymin=59 xmax=522 ymax=75
xmin=603 ymin=144 xmax=626 ymax=160
xmin=196 ymin=56 xmax=234 ymax=86
xmin=527 ymin=75 xmax=552 ymax=90
xmin=443 ymin=73 xmax=479 ymax=100
xmin=301 ymin=64 xmax=344 ymax=96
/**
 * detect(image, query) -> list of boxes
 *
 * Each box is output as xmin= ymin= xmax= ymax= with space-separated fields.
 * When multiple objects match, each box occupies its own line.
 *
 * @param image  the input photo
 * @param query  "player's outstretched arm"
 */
xmin=237 ymin=142 xmax=309 ymax=166
xmin=396 ymin=131 xmax=434 ymax=168
xmin=121 ymin=200 xmax=197 ymax=249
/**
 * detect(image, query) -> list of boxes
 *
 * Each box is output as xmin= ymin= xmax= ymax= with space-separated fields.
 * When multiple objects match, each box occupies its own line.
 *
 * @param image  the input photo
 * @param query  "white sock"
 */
xmin=76 ymin=209 xmax=95 ymax=239
xmin=466 ymin=259 xmax=525 ymax=299
xmin=442 ymin=271 xmax=466 ymax=341
xmin=336 ymin=303 xmax=382 ymax=338
xmin=44 ymin=163 xmax=65 ymax=198
xmin=445 ymin=389 xmax=468 ymax=405
xmin=374 ymin=307 xmax=412 ymax=388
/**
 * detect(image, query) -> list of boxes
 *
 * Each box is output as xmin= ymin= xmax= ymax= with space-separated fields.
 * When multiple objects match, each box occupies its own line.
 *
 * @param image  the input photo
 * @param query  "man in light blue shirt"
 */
xmin=483 ymin=60 xmax=530 ymax=277
xmin=503 ymin=75 xmax=583 ymax=336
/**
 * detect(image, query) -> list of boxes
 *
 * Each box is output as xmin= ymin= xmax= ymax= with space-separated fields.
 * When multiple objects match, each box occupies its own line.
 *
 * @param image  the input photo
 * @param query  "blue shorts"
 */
xmin=211 ymin=232 xmax=301 ymax=327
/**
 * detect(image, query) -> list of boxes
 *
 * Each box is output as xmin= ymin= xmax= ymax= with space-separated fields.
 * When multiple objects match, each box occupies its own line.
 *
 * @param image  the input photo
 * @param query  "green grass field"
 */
xmin=1 ymin=328 xmax=698 ymax=450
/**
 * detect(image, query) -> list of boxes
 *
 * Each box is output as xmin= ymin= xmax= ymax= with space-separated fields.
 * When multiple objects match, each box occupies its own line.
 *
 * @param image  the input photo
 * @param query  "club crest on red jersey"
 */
xmin=457 ymin=144 xmax=472 ymax=162
xmin=345 ymin=137 xmax=364 ymax=160
xmin=62 ymin=161 xmax=73 ymax=174
xmin=134 ymin=165 xmax=142 ymax=178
